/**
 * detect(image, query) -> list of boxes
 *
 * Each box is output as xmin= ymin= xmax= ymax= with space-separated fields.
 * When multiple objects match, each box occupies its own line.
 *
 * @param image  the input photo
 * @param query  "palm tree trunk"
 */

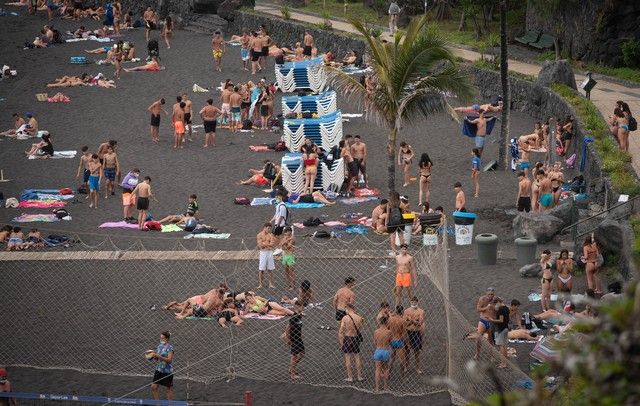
xmin=458 ymin=11 xmax=466 ymax=31
xmin=498 ymin=0 xmax=510 ymax=170
xmin=387 ymin=128 xmax=397 ymax=193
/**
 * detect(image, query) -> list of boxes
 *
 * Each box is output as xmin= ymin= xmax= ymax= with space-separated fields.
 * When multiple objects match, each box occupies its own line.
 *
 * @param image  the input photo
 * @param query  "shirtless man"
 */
xmin=303 ymin=30 xmax=314 ymax=59
xmin=517 ymin=136 xmax=534 ymax=177
xmin=469 ymin=109 xmax=487 ymax=156
xmin=211 ymin=31 xmax=225 ymax=72
xmin=87 ymin=154 xmax=102 ymax=209
xmin=259 ymin=29 xmax=272 ymax=67
xmin=333 ymin=277 xmax=355 ymax=325
xmin=371 ymin=199 xmax=388 ymax=233
xmin=165 ymin=287 xmax=224 ymax=319
xmin=143 ymin=7 xmax=157 ymax=42
xmin=220 ymin=84 xmax=232 ymax=126
xmin=229 ymin=86 xmax=243 ymax=133
xmin=199 ymin=99 xmax=221 ymax=147
xmin=250 ymin=31 xmax=262 ymax=74
xmin=350 ymin=135 xmax=368 ymax=187
xmin=516 ymin=171 xmax=532 ymax=212
xmin=0 ymin=113 xmax=25 ymax=137
xmin=240 ymin=31 xmax=251 ymax=71
xmin=173 ymin=101 xmax=186 ymax=149
xmin=454 ymin=182 xmax=466 ymax=212
xmin=131 ymin=176 xmax=156 ymax=230
xmin=455 ymin=98 xmax=503 ymax=114
xmin=75 ymin=145 xmax=92 ymax=192
xmin=395 ymin=244 xmax=417 ymax=307
xmin=373 ymin=316 xmax=392 ymax=392
xmin=404 ymin=296 xmax=425 ymax=374
xmin=181 ymin=93 xmax=194 ymax=142
xmin=101 ymin=145 xmax=120 ymax=198
xmin=475 ymin=287 xmax=496 ymax=360
xmin=97 ymin=140 xmax=117 ymax=166
xmin=339 ymin=303 xmax=364 ymax=382
xmin=536 ymin=169 xmax=553 ymax=212
xmin=147 ymin=98 xmax=167 ymax=143
xmin=257 ymin=223 xmax=277 ymax=288
xmin=388 ymin=306 xmax=407 ymax=374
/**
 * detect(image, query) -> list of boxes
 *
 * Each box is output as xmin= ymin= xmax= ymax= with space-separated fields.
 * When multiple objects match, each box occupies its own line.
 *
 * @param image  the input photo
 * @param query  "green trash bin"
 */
xmin=515 ymin=237 xmax=538 ymax=266
xmin=475 ymin=233 xmax=498 ymax=265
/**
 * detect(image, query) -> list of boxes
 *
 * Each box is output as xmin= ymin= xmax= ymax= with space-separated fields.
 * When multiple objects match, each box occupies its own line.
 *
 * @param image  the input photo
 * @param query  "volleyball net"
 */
xmin=0 ymin=230 xmax=528 ymax=403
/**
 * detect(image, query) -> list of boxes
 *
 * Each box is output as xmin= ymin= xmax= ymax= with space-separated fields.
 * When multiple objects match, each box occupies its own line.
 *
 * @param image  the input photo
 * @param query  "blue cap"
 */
xmin=25 ymin=112 xmax=32 ymax=118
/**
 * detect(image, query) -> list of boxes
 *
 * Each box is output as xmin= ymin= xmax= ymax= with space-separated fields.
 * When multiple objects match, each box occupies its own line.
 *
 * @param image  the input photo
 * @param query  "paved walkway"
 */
xmin=255 ymin=2 xmax=640 ymax=174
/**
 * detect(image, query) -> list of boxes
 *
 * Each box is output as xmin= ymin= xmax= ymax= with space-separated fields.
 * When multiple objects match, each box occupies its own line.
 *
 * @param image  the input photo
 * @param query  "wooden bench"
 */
xmin=515 ymin=31 xmax=541 ymax=46
xmin=529 ymin=33 xmax=556 ymax=50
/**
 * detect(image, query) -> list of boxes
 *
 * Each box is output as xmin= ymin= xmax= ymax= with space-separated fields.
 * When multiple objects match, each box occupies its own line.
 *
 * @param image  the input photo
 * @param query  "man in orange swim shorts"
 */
xmin=394 ymin=244 xmax=417 ymax=307
xmin=173 ymin=101 xmax=186 ymax=149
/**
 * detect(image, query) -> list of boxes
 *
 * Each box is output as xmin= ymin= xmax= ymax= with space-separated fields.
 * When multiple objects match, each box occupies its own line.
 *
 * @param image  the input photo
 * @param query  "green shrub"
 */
xmin=280 ymin=4 xmax=291 ymax=20
xmin=621 ymin=39 xmax=640 ymax=68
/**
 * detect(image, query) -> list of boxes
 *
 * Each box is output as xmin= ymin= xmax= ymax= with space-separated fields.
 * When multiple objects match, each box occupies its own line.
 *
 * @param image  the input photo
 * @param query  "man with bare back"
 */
xmin=181 ymin=93 xmax=193 ymax=142
xmin=404 ymin=296 xmax=425 ymax=374
xmin=339 ymin=303 xmax=364 ymax=382
xmin=229 ymin=86 xmax=243 ymax=133
xmin=303 ymin=30 xmax=314 ymax=58
xmin=333 ymin=277 xmax=355 ymax=325
xmin=220 ymin=84 xmax=232 ymax=126
xmin=200 ymin=99 xmax=221 ymax=147
xmin=250 ymin=31 xmax=262 ymax=74
xmin=173 ymin=101 xmax=186 ymax=149
xmin=132 ymin=176 xmax=156 ymax=230
xmin=147 ymin=98 xmax=167 ymax=143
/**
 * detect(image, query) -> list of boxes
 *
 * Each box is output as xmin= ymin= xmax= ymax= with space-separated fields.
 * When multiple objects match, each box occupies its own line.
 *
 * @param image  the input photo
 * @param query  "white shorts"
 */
xmin=221 ymin=103 xmax=231 ymax=115
xmin=259 ymin=250 xmax=275 ymax=271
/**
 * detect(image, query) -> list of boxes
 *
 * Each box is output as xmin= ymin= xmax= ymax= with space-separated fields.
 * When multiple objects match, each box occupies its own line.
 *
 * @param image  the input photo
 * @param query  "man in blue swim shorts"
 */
xmin=373 ymin=316 xmax=392 ymax=392
xmin=229 ymin=86 xmax=242 ymax=133
xmin=101 ymin=144 xmax=120 ymax=199
xmin=469 ymin=109 xmax=487 ymax=156
xmin=475 ymin=287 xmax=496 ymax=360
xmin=388 ymin=305 xmax=406 ymax=372
xmin=87 ymin=154 xmax=102 ymax=209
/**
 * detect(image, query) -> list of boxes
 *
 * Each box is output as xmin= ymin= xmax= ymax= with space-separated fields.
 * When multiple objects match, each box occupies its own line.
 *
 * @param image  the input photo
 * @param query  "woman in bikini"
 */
xmin=539 ymin=249 xmax=553 ymax=312
xmin=417 ymin=153 xmax=433 ymax=205
xmin=555 ymin=249 xmax=573 ymax=298
xmin=113 ymin=40 xmax=124 ymax=79
xmin=161 ymin=16 xmax=173 ymax=49
xmin=549 ymin=162 xmax=564 ymax=207
xmin=531 ymin=163 xmax=543 ymax=212
xmin=614 ymin=107 xmax=630 ymax=152
xmin=47 ymin=73 xmax=90 ymax=87
xmin=561 ymin=115 xmax=574 ymax=157
xmin=397 ymin=142 xmax=414 ymax=188
xmin=303 ymin=150 xmax=318 ymax=195
xmin=242 ymin=292 xmax=294 ymax=317
xmin=583 ymin=236 xmax=601 ymax=293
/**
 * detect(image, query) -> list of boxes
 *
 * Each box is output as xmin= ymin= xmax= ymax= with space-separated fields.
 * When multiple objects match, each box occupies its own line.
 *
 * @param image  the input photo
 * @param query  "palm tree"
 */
xmin=325 ymin=16 xmax=474 ymax=192
xmin=498 ymin=0 xmax=510 ymax=169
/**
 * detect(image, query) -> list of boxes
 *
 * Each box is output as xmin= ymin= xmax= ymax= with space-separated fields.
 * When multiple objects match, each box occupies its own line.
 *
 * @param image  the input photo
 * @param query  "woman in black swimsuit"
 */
xmin=418 ymin=152 xmax=433 ymax=205
xmin=539 ymin=249 xmax=553 ymax=312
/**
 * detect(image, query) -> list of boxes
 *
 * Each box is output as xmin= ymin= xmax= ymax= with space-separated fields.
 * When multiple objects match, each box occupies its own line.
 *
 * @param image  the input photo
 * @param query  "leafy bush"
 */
xmin=280 ymin=4 xmax=291 ymax=20
xmin=621 ymin=39 xmax=640 ymax=68
xmin=318 ymin=10 xmax=333 ymax=30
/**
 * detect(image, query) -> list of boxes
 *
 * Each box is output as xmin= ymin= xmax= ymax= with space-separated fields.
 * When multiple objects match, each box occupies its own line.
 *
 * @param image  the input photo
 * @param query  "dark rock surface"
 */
xmin=537 ymin=60 xmax=577 ymax=90
xmin=513 ymin=212 xmax=565 ymax=244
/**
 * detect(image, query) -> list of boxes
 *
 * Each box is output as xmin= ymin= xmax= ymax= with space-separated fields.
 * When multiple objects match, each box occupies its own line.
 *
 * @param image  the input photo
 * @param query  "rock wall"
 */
xmin=119 ymin=0 xmax=194 ymax=20
xmin=526 ymin=0 xmax=640 ymax=66
xmin=228 ymin=12 xmax=366 ymax=60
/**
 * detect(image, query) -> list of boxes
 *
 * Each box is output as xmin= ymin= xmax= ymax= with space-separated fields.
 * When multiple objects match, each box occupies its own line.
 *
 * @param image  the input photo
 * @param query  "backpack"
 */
xmin=313 ymin=230 xmax=331 ymax=238
xmin=77 ymin=184 xmax=88 ymax=194
xmin=277 ymin=202 xmax=291 ymax=226
xmin=242 ymin=119 xmax=253 ymax=130
xmin=302 ymin=217 xmax=323 ymax=227
xmin=388 ymin=207 xmax=403 ymax=226
xmin=144 ymin=220 xmax=162 ymax=231
xmin=263 ymin=162 xmax=277 ymax=180
xmin=184 ymin=218 xmax=197 ymax=232
xmin=234 ymin=197 xmax=250 ymax=205
xmin=629 ymin=115 xmax=637 ymax=132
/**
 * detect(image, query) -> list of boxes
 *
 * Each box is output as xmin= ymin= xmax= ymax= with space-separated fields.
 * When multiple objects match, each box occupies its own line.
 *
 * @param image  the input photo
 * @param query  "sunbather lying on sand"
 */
xmin=47 ymin=74 xmax=90 ymax=87
xmin=123 ymin=58 xmax=162 ymax=72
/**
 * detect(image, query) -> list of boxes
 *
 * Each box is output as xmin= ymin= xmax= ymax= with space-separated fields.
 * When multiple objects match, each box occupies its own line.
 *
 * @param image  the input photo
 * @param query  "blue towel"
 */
xmin=284 ymin=202 xmax=324 ymax=209
xmin=463 ymin=116 xmax=497 ymax=137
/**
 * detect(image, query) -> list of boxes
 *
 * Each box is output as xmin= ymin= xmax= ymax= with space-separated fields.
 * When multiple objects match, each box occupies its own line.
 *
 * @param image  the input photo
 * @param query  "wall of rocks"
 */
xmin=526 ymin=0 xmax=640 ymax=67
xmin=228 ymin=12 xmax=366 ymax=60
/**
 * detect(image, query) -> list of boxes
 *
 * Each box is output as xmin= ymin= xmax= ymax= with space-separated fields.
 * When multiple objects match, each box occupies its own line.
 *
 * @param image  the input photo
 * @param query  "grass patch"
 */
xmin=551 ymin=83 xmax=640 ymax=196
xmin=299 ymin=0 xmax=380 ymax=24
xmin=630 ymin=216 xmax=640 ymax=265
xmin=579 ymin=64 xmax=640 ymax=84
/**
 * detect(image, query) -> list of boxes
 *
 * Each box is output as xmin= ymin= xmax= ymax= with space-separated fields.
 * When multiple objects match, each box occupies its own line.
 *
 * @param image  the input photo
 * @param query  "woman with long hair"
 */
xmin=583 ymin=236 xmax=601 ymax=293
xmin=417 ymin=152 xmax=432 ymax=205
xmin=161 ymin=16 xmax=173 ymax=49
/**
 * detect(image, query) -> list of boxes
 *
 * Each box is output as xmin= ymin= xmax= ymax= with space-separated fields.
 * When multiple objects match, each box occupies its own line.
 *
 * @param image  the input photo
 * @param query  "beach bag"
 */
xmin=565 ymin=153 xmax=576 ymax=168
xmin=144 ymin=220 xmax=162 ymax=231
xmin=303 ymin=217 xmax=323 ymax=227
xmin=263 ymin=162 xmax=277 ymax=180
xmin=388 ymin=207 xmax=403 ymax=226
xmin=52 ymin=208 xmax=69 ymax=219
xmin=77 ymin=184 xmax=88 ymax=194
xmin=629 ymin=115 xmax=637 ymax=132
xmin=234 ymin=197 xmax=250 ymax=205
xmin=313 ymin=230 xmax=331 ymax=238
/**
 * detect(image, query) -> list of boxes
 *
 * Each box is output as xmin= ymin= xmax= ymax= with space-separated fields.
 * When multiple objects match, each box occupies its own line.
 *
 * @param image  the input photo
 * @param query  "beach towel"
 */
xmin=249 ymin=145 xmax=271 ymax=151
xmin=20 ymin=190 xmax=75 ymax=201
xmin=353 ymin=188 xmax=380 ymax=197
xmin=530 ymin=337 xmax=560 ymax=362
xmin=192 ymin=83 xmax=209 ymax=93
xmin=161 ymin=224 xmax=184 ymax=233
xmin=250 ymin=197 xmax=276 ymax=206
xmin=99 ymin=221 xmax=139 ymax=229
xmin=18 ymin=200 xmax=66 ymax=208
xmin=509 ymin=335 xmax=543 ymax=344
xmin=183 ymin=233 xmax=231 ymax=239
xmin=334 ymin=225 xmax=369 ymax=235
xmin=293 ymin=221 xmax=347 ymax=228
xmin=51 ymin=151 xmax=77 ymax=159
xmin=185 ymin=316 xmax=217 ymax=321
xmin=463 ymin=115 xmax=497 ymax=137
xmin=12 ymin=213 xmax=59 ymax=222
xmin=340 ymin=196 xmax=379 ymax=204
xmin=341 ymin=113 xmax=363 ymax=118
xmin=242 ymin=313 xmax=284 ymax=320
xmin=285 ymin=202 xmax=324 ymax=209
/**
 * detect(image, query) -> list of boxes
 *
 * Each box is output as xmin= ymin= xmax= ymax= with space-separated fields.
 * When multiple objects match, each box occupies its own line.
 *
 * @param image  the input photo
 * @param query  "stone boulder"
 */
xmin=519 ymin=263 xmax=542 ymax=278
xmin=217 ymin=0 xmax=240 ymax=21
xmin=536 ymin=59 xmax=577 ymax=90
xmin=169 ymin=13 xmax=184 ymax=29
xmin=513 ymin=212 xmax=565 ymax=244
xmin=594 ymin=218 xmax=624 ymax=255
xmin=546 ymin=201 xmax=574 ymax=228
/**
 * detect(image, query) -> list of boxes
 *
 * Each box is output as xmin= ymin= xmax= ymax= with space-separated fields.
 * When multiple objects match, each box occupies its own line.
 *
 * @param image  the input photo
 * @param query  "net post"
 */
xmin=244 ymin=391 xmax=253 ymax=406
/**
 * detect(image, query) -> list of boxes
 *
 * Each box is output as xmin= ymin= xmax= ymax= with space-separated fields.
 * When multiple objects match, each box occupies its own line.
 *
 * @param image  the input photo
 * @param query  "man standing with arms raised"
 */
xmin=404 ymin=296 xmax=425 ymax=374
xmin=147 ymin=98 xmax=167 ymax=143
xmin=199 ymin=99 xmax=221 ymax=148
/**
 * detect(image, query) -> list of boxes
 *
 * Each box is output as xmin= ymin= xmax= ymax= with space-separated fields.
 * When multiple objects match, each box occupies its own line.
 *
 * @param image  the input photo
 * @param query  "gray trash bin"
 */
xmin=515 ymin=237 xmax=538 ymax=266
xmin=475 ymin=233 xmax=498 ymax=265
